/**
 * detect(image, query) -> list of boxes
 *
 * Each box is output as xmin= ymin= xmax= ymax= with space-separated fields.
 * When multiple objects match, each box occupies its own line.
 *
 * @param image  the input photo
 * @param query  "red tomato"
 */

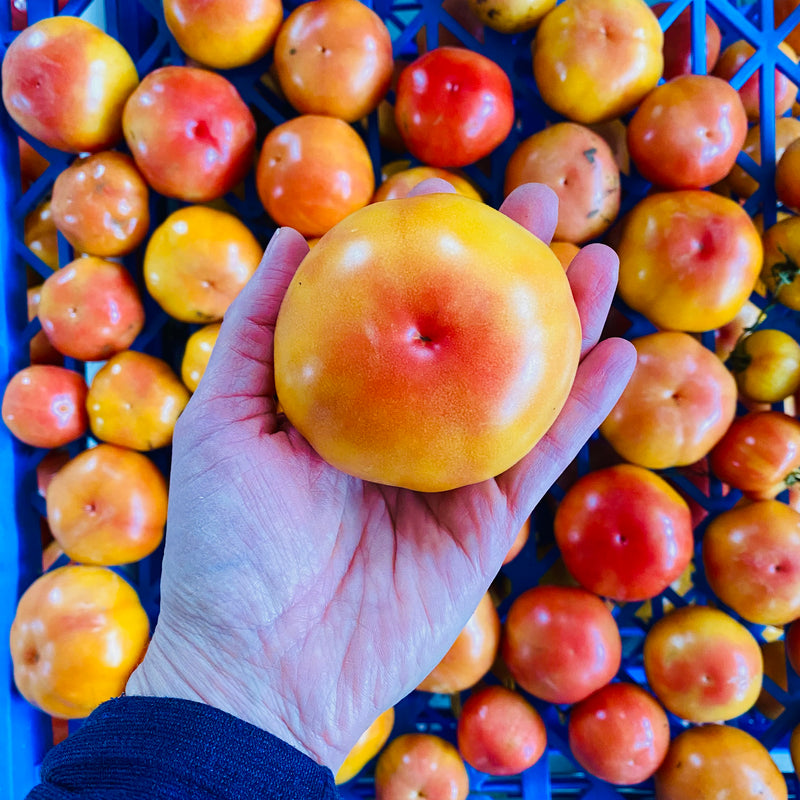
xmin=703 ymin=499 xmax=800 ymax=626
xmin=627 ymin=75 xmax=748 ymax=190
xmin=456 ymin=685 xmax=547 ymax=776
xmin=553 ymin=464 xmax=693 ymax=601
xmin=501 ymin=585 xmax=621 ymax=705
xmin=394 ymin=46 xmax=514 ymax=168
xmin=785 ymin=619 xmax=800 ymax=676
xmin=655 ymin=725 xmax=788 ymax=800
xmin=643 ymin=604 xmax=763 ymax=723
xmin=652 ymin=2 xmax=722 ymax=80
xmin=709 ymin=410 xmax=800 ymax=499
xmin=568 ymin=682 xmax=670 ymax=785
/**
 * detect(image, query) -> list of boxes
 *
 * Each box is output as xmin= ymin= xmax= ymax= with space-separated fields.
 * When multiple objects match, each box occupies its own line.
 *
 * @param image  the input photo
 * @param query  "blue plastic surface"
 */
xmin=2 ymin=0 xmax=800 ymax=798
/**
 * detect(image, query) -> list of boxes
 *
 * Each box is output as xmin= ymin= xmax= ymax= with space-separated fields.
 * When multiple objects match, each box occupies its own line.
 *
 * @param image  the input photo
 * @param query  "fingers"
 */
xmin=497 ymin=337 xmax=637 ymax=507
xmin=567 ymin=242 xmax=621 ymax=358
xmin=193 ymin=227 xmax=310 ymax=411
xmin=407 ymin=177 xmax=458 ymax=196
xmin=499 ymin=183 xmax=559 ymax=245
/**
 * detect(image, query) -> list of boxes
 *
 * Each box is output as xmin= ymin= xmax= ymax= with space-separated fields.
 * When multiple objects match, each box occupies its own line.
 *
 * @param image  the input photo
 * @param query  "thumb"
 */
xmin=192 ymin=227 xmax=309 ymax=416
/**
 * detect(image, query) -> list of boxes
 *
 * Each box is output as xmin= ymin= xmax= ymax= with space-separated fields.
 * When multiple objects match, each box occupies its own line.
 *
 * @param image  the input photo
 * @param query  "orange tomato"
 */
xmin=335 ymin=706 xmax=395 ymax=784
xmin=256 ymin=114 xmax=375 ymax=238
xmin=599 ymin=331 xmax=738 ymax=470
xmin=25 ymin=199 xmax=60 ymax=273
xmin=50 ymin=151 xmax=150 ymax=258
xmin=273 ymin=193 xmax=581 ymax=491
xmin=775 ymin=136 xmax=800 ymax=213
xmin=549 ymin=241 xmax=580 ymax=270
xmin=417 ymin=591 xmax=500 ymax=693
xmin=372 ymin=164 xmax=482 ymax=202
xmin=616 ymin=190 xmax=763 ymax=332
xmin=654 ymin=725 xmax=788 ymax=800
xmin=643 ymin=604 xmax=763 ymax=723
xmin=164 ymin=0 xmax=283 ymax=69
xmin=532 ymin=0 xmax=663 ymax=124
xmin=86 ymin=350 xmax=191 ymax=451
xmin=181 ymin=323 xmax=222 ymax=392
xmin=9 ymin=565 xmax=150 ymax=719
xmin=273 ymin=0 xmax=394 ymax=122
xmin=504 ymin=122 xmax=620 ymax=244
xmin=761 ymin=215 xmax=800 ymax=311
xmin=144 ymin=206 xmax=263 ymax=323
xmin=46 ymin=443 xmax=168 ymax=567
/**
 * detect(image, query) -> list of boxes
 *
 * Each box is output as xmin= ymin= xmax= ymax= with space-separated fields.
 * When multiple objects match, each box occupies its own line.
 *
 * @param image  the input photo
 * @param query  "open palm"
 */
xmin=126 ymin=183 xmax=636 ymax=774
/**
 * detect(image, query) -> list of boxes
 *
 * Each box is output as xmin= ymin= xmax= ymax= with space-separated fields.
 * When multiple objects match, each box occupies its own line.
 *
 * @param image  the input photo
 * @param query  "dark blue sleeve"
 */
xmin=26 ymin=695 xmax=340 ymax=800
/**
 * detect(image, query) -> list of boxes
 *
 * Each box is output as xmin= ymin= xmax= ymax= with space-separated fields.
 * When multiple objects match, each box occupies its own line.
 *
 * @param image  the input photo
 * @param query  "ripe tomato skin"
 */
xmin=761 ymin=214 xmax=800 ymax=311
xmin=501 ymin=585 xmax=621 ymax=705
xmin=731 ymin=329 xmax=800 ymax=404
xmin=599 ymin=331 xmax=738 ymax=470
xmin=554 ymin=464 xmax=693 ymax=602
xmin=643 ymin=604 xmax=763 ymax=723
xmin=652 ymin=2 xmax=721 ymax=80
xmin=702 ymin=499 xmax=800 ymax=626
xmin=654 ymin=725 xmax=788 ymax=800
xmin=568 ymin=682 xmax=670 ymax=786
xmin=709 ymin=410 xmax=800 ymax=499
xmin=394 ymin=46 xmax=514 ymax=168
xmin=627 ymin=75 xmax=748 ymax=190
xmin=256 ymin=114 xmax=375 ymax=238
xmin=616 ymin=190 xmax=763 ymax=332
xmin=273 ymin=0 xmax=394 ymax=122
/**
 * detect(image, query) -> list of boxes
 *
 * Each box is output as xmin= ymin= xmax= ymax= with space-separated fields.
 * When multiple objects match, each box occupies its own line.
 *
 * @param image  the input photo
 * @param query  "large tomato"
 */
xmin=501 ymin=585 xmax=621 ymax=704
xmin=274 ymin=192 xmax=580 ymax=491
xmin=393 ymin=46 xmax=514 ymax=168
xmin=553 ymin=463 xmax=693 ymax=601
xmin=643 ymin=604 xmax=763 ymax=723
xmin=599 ymin=331 xmax=738 ymax=470
xmin=655 ymin=725 xmax=788 ymax=800
xmin=652 ymin=2 xmax=721 ymax=80
xmin=616 ymin=190 xmax=763 ymax=332
xmin=626 ymin=75 xmax=748 ymax=190
xmin=273 ymin=0 xmax=394 ymax=122
xmin=702 ymin=499 xmax=800 ymax=626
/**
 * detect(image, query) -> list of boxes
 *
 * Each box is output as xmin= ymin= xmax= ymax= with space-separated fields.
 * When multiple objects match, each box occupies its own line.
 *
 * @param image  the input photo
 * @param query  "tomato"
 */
xmin=785 ymin=618 xmax=800 ymax=676
xmin=643 ymin=604 xmax=763 ymax=723
xmin=654 ymin=725 xmax=788 ymax=800
xmin=724 ymin=116 xmax=800 ymax=202
xmin=532 ymin=0 xmax=663 ymax=124
xmin=2 ymin=365 xmax=88 ymax=449
xmin=181 ymin=323 xmax=221 ymax=393
xmin=703 ymin=499 xmax=800 ymax=626
xmin=553 ymin=464 xmax=693 ymax=601
xmin=567 ymin=682 xmax=670 ymax=785
xmin=761 ymin=215 xmax=800 ymax=311
xmin=256 ymin=114 xmax=375 ymax=238
xmin=9 ymin=565 xmax=150 ymax=719
xmin=456 ymin=685 xmax=547 ymax=776
xmin=709 ymin=410 xmax=800 ymax=499
xmin=336 ymin=706 xmax=395 ymax=784
xmin=729 ymin=328 xmax=800 ymax=404
xmin=775 ymin=137 xmax=800 ymax=213
xmin=627 ymin=75 xmax=748 ymax=190
xmin=501 ymin=585 xmax=621 ymax=704
xmin=713 ymin=39 xmax=798 ymax=121
xmin=417 ymin=591 xmax=500 ymax=693
xmin=599 ymin=331 xmax=738 ymax=470
xmin=466 ymin=0 xmax=555 ymax=33
xmin=25 ymin=200 xmax=60 ymax=273
xmin=274 ymin=192 xmax=580 ymax=491
xmin=503 ymin=121 xmax=620 ymax=244
xmin=45 ymin=443 xmax=168 ymax=567
xmin=164 ymin=0 xmax=283 ymax=70
xmin=50 ymin=151 xmax=150 ymax=258
xmin=143 ymin=206 xmax=263 ymax=323
xmin=616 ymin=190 xmax=763 ymax=332
xmin=86 ymin=351 xmax=191 ymax=452
xmin=273 ymin=0 xmax=394 ymax=123
xmin=652 ymin=2 xmax=722 ymax=80
xmin=372 ymin=164 xmax=482 ymax=202
xmin=394 ymin=46 xmax=514 ymax=168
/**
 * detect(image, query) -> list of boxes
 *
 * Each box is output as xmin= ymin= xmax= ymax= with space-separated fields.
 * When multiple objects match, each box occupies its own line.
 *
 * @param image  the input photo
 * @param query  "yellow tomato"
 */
xmin=181 ymin=323 xmax=222 ymax=393
xmin=335 ymin=707 xmax=395 ymax=784
xmin=729 ymin=328 xmax=800 ymax=404
xmin=761 ymin=215 xmax=800 ymax=311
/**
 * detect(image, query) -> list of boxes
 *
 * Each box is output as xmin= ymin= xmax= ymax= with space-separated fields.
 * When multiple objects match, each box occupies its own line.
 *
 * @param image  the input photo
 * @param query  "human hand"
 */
xmin=125 ymin=182 xmax=636 ymax=773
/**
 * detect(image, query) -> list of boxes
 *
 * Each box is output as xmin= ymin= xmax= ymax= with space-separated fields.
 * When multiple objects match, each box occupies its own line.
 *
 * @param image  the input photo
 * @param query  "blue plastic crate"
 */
xmin=2 ymin=0 xmax=800 ymax=798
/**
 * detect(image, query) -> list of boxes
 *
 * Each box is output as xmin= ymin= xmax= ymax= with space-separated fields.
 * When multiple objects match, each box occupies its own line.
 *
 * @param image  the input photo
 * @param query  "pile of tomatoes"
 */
xmin=3 ymin=0 xmax=800 ymax=798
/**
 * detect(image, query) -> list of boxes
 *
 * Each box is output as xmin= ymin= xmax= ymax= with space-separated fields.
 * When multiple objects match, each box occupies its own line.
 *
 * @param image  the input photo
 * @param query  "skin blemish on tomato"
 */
xmin=23 ymin=646 xmax=39 ymax=666
xmin=583 ymin=147 xmax=597 ymax=163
